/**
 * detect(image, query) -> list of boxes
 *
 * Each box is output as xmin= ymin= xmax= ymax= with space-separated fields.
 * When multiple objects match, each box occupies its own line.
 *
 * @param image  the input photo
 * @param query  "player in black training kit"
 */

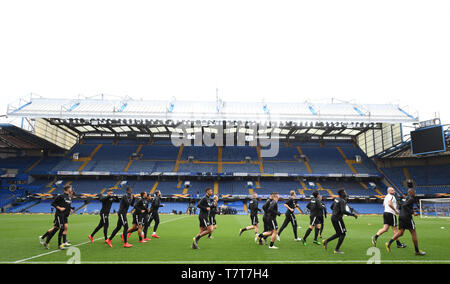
xmin=144 ymin=190 xmax=164 ymax=239
xmin=39 ymin=185 xmax=74 ymax=250
xmin=318 ymin=197 xmax=327 ymax=238
xmin=258 ymin=193 xmax=274 ymax=245
xmin=88 ymin=189 xmax=118 ymax=246
xmin=322 ymin=189 xmax=358 ymax=254
xmin=127 ymin=192 xmax=149 ymax=243
xmin=239 ymin=193 xmax=262 ymax=242
xmin=208 ymin=195 xmax=218 ymax=239
xmin=277 ymin=190 xmax=301 ymax=242
xmin=386 ymin=188 xmax=426 ymax=255
xmin=142 ymin=192 xmax=152 ymax=241
xmin=257 ymin=192 xmax=281 ymax=249
xmin=107 ymin=186 xmax=134 ymax=248
xmin=192 ymin=188 xmax=213 ymax=249
xmin=302 ymin=190 xmax=324 ymax=245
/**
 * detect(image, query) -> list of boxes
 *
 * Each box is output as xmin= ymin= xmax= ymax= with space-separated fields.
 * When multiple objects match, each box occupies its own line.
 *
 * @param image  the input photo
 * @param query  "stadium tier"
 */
xmin=381 ymin=164 xmax=450 ymax=195
xmin=23 ymin=138 xmax=380 ymax=175
xmin=2 ymin=135 xmax=450 ymax=214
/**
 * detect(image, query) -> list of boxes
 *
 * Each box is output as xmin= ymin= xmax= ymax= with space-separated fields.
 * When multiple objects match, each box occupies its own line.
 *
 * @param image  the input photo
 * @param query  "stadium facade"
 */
xmin=1 ymin=95 xmax=449 ymax=215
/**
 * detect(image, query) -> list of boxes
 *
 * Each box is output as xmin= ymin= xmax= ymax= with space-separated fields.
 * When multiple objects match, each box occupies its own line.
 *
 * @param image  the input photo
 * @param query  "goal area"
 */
xmin=419 ymin=198 xmax=450 ymax=218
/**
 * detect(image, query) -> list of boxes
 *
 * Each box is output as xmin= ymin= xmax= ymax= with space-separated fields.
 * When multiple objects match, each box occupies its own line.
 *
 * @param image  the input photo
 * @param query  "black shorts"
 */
xmin=250 ymin=214 xmax=259 ymax=226
xmin=209 ymin=215 xmax=217 ymax=226
xmin=383 ymin=212 xmax=397 ymax=227
xmin=331 ymin=217 xmax=346 ymax=235
xmin=54 ymin=214 xmax=67 ymax=227
xmin=133 ymin=213 xmax=145 ymax=226
xmin=199 ymin=214 xmax=210 ymax=228
xmin=310 ymin=215 xmax=323 ymax=226
xmin=399 ymin=217 xmax=415 ymax=230
xmin=266 ymin=218 xmax=278 ymax=231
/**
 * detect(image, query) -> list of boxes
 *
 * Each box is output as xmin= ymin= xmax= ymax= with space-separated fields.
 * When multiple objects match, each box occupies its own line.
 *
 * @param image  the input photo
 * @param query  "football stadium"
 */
xmin=0 ymin=95 xmax=449 ymax=264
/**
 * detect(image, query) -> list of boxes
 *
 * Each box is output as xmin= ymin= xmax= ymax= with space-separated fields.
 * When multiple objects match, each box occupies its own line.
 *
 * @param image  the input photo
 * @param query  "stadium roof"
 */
xmin=7 ymin=96 xmax=418 ymax=124
xmin=0 ymin=124 xmax=63 ymax=152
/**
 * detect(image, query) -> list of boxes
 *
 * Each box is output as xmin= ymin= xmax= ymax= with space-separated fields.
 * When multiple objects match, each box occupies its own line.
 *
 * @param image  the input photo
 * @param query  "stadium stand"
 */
xmin=2 ymin=97 xmax=449 ymax=215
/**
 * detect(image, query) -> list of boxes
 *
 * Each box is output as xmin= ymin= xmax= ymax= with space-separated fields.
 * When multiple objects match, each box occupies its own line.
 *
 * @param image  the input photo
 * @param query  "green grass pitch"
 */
xmin=0 ymin=214 xmax=449 ymax=264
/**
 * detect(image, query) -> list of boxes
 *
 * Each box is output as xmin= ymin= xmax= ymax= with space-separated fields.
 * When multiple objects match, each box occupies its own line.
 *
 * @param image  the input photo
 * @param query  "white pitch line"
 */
xmin=5 ymin=260 xmax=450 ymax=264
xmin=13 ymin=215 xmax=189 ymax=264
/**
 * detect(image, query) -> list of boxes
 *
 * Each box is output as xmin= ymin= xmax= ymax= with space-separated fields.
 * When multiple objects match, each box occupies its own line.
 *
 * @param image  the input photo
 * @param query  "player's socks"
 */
xmin=335 ymin=235 xmax=345 ymax=251
xmin=414 ymin=244 xmax=420 ymax=254
xmin=270 ymin=241 xmax=274 ymax=247
xmin=192 ymin=237 xmax=199 ymax=249
xmin=303 ymin=228 xmax=312 ymax=241
xmin=239 ymin=228 xmax=246 ymax=236
xmin=58 ymin=230 xmax=63 ymax=247
xmin=63 ymin=234 xmax=67 ymax=244
xmin=388 ymin=238 xmax=395 ymax=247
xmin=46 ymin=229 xmax=57 ymax=244
xmin=314 ymin=227 xmax=319 ymax=241
xmin=386 ymin=239 xmax=395 ymax=252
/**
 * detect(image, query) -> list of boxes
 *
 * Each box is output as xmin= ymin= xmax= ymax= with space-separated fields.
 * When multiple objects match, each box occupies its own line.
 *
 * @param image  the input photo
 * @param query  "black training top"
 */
xmin=399 ymin=195 xmax=416 ymax=219
xmin=331 ymin=197 xmax=354 ymax=219
xmin=248 ymin=198 xmax=261 ymax=215
xmin=99 ymin=194 xmax=118 ymax=215
xmin=52 ymin=193 xmax=72 ymax=216
xmin=118 ymin=193 xmax=134 ymax=214
xmin=307 ymin=197 xmax=322 ymax=217
xmin=197 ymin=195 xmax=211 ymax=216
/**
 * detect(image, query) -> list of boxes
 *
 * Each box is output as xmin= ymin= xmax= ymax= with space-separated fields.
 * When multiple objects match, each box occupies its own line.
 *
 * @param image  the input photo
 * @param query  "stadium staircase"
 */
xmin=173 ymin=145 xmax=184 ymax=172
xmin=19 ymin=200 xmax=41 ymax=213
xmin=255 ymin=145 xmax=265 ymax=173
xmin=74 ymin=201 xmax=90 ymax=214
xmin=296 ymin=146 xmax=313 ymax=174
xmin=77 ymin=144 xmax=103 ymax=172
xmin=123 ymin=144 xmax=143 ymax=172
xmin=24 ymin=157 xmax=44 ymax=173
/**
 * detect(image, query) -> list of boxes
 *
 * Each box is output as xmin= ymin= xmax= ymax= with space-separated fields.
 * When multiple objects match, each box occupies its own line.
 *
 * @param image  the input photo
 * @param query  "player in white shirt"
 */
xmin=371 ymin=187 xmax=406 ymax=248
